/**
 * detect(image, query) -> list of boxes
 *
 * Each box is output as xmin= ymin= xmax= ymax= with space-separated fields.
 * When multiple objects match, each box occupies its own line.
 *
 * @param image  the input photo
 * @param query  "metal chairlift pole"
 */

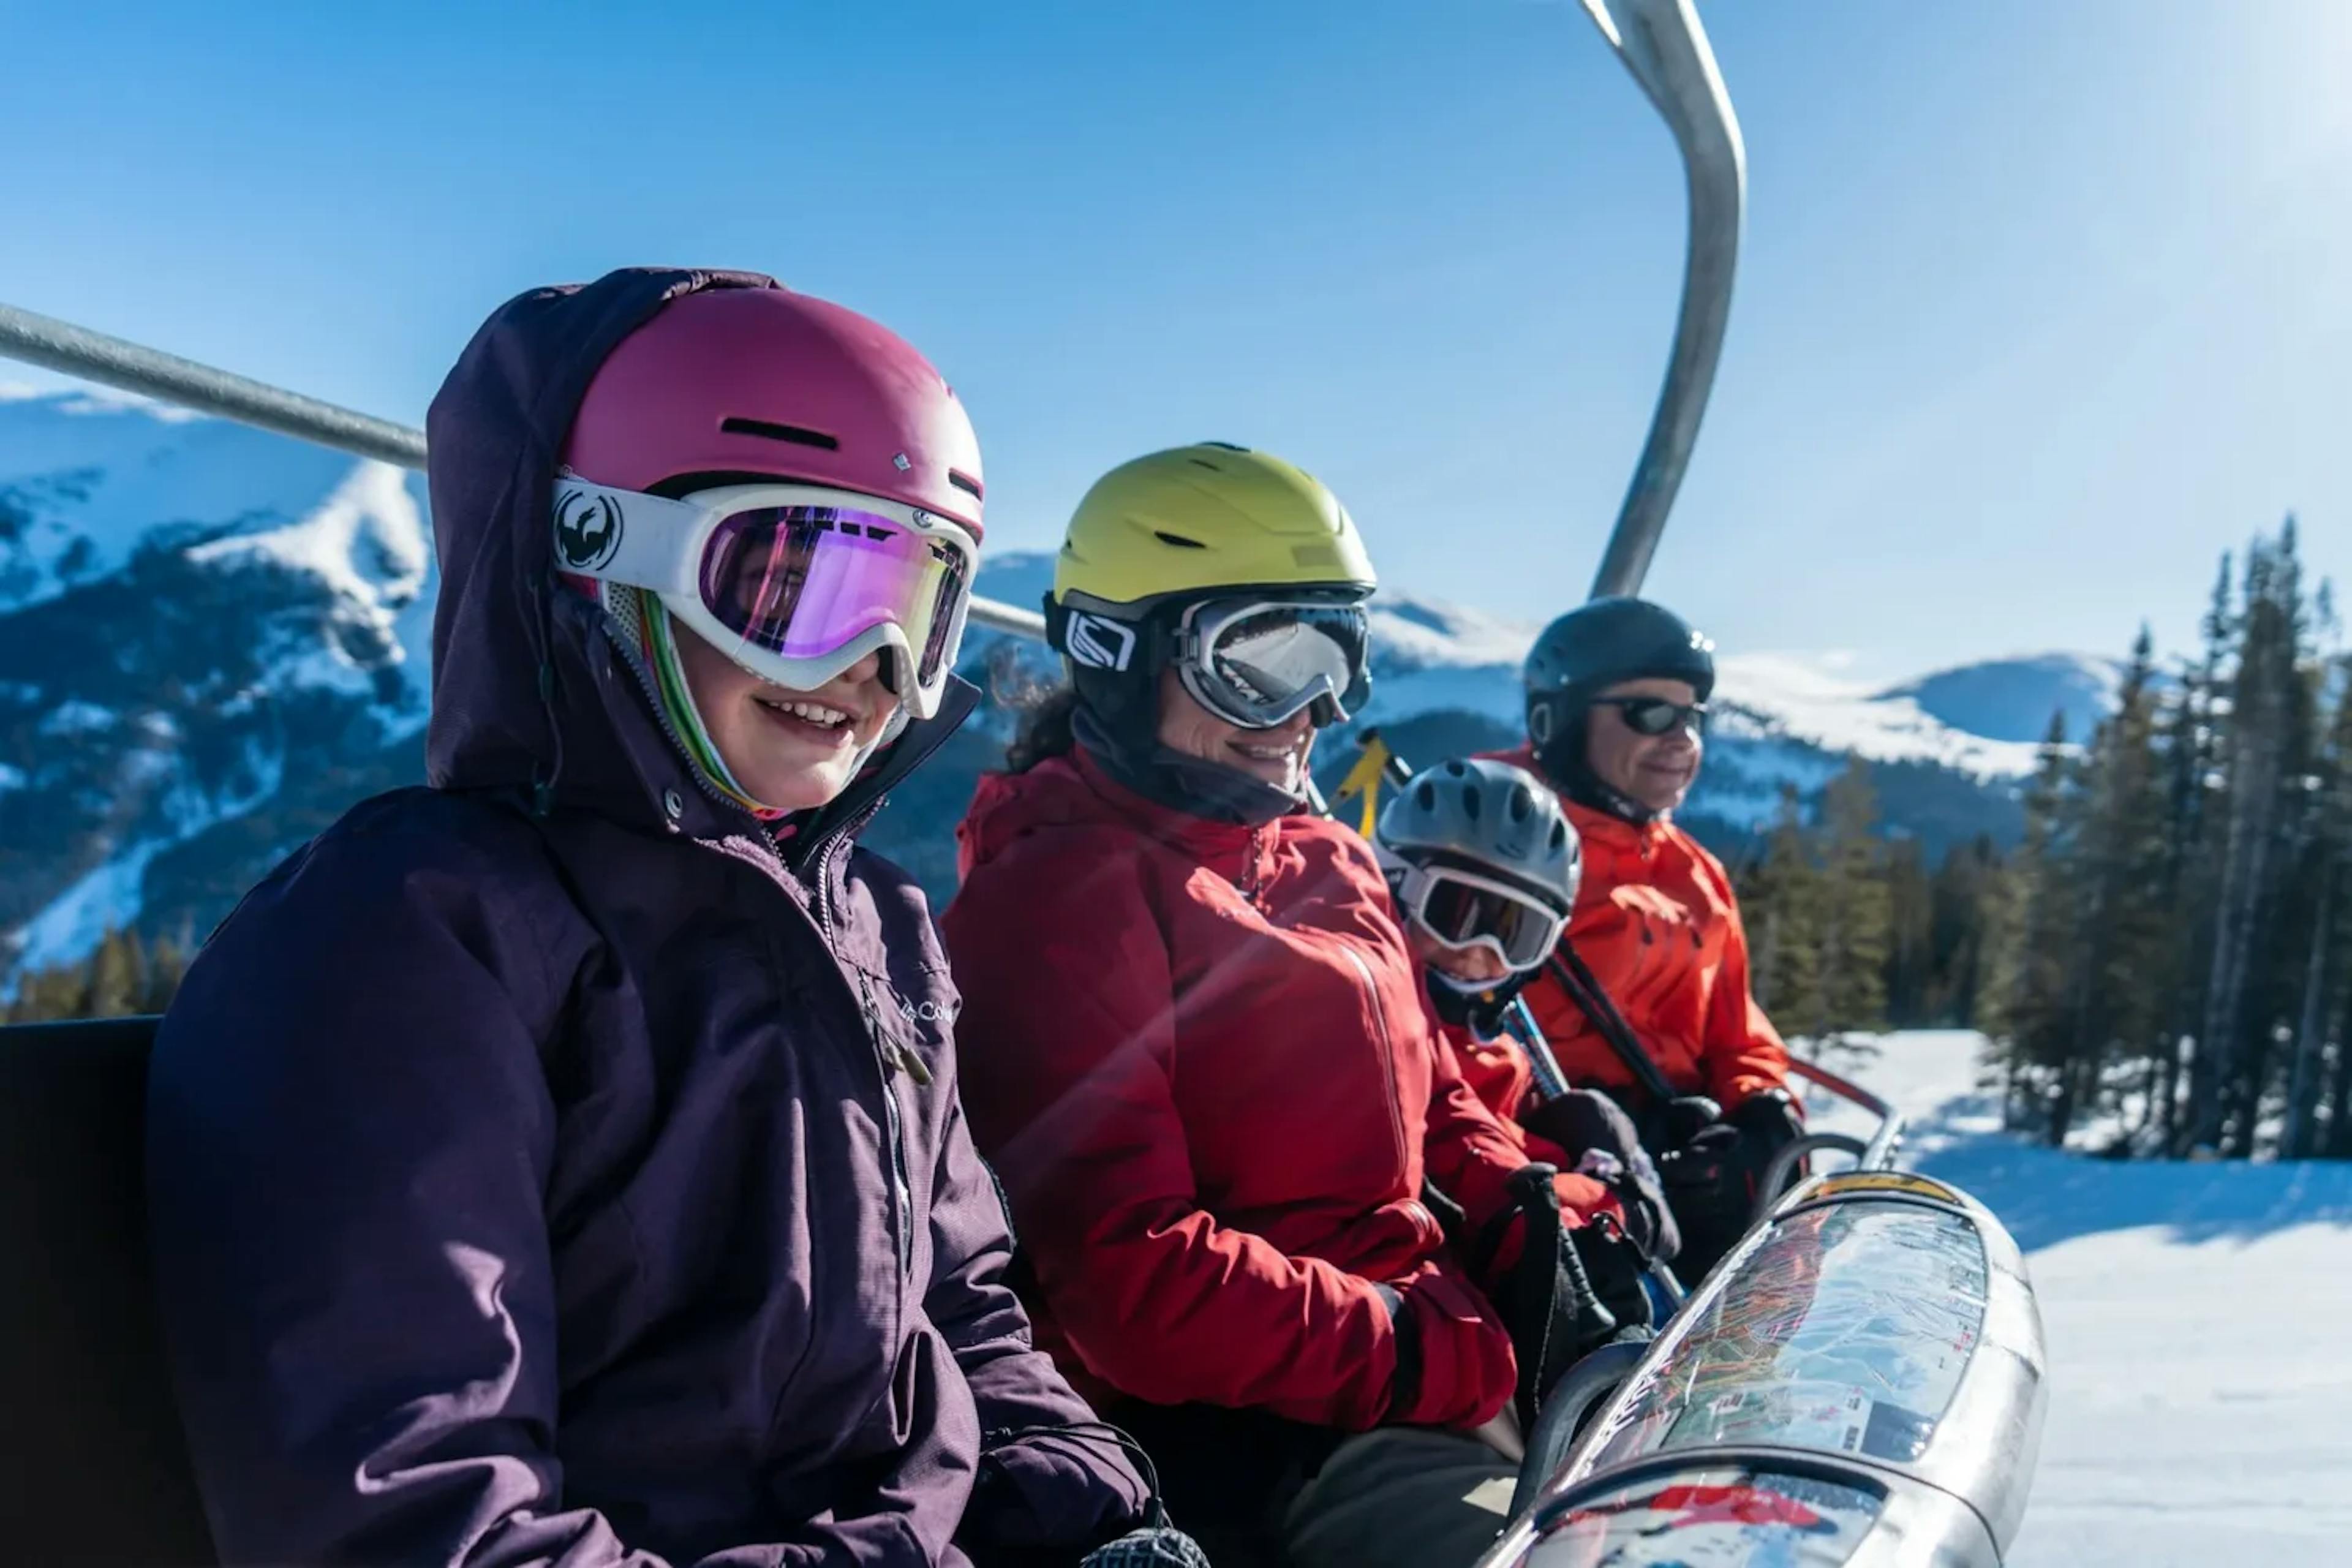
xmin=0 ymin=301 xmax=1049 ymax=643
xmin=1578 ymin=0 xmax=1744 ymax=602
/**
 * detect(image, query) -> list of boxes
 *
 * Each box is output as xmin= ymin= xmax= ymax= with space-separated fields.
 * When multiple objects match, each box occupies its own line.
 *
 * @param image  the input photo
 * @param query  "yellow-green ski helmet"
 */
xmin=1051 ymin=442 xmax=1378 ymax=612
xmin=1044 ymin=442 xmax=1381 ymax=736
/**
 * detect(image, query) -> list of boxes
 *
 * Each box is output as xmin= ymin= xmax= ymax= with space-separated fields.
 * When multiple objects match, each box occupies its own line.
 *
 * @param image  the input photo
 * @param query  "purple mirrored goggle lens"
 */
xmin=698 ymin=505 xmax=971 ymax=688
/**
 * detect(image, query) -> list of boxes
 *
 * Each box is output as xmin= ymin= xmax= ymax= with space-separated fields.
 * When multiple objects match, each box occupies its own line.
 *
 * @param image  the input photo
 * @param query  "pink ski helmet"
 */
xmin=562 ymin=285 xmax=984 ymax=538
xmin=555 ymin=285 xmax=986 ymax=722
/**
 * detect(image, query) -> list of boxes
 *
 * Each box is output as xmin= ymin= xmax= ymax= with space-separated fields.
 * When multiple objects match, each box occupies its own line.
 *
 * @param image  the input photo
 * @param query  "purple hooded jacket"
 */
xmin=145 ymin=269 xmax=1148 ymax=1567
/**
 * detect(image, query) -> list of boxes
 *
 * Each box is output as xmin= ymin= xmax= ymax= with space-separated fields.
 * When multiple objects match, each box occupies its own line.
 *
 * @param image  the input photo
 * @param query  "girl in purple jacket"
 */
xmin=146 ymin=271 xmax=1154 ymax=1567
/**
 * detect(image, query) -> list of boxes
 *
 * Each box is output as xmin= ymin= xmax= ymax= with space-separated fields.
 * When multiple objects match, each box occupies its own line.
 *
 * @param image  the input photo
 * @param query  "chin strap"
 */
xmin=1535 ymin=733 xmax=1658 ymax=826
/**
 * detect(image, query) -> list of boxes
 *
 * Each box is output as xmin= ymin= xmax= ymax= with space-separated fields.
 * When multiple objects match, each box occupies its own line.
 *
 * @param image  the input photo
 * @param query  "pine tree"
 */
xmin=1814 ymin=757 xmax=1891 ymax=1047
xmin=141 ymin=928 xmax=191 ymax=1015
xmin=2065 ymin=627 xmax=2176 ymax=1150
xmin=1882 ymin=838 xmax=1935 ymax=1027
xmin=81 ymin=927 xmax=146 ymax=1019
xmin=2288 ymin=593 xmax=2350 ymax=1157
xmin=1929 ymin=836 xmax=2009 ymax=1030
xmin=1745 ymin=783 xmax=1824 ymax=1035
xmin=2000 ymin=711 xmax=2082 ymax=1137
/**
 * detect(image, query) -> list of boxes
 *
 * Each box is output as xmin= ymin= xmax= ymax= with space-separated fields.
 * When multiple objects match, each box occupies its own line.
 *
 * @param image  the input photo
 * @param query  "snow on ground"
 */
xmin=1796 ymin=1030 xmax=2352 ymax=1564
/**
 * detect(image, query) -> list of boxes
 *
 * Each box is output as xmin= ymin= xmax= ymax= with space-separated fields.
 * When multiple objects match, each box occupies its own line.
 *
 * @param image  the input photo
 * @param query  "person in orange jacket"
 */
xmin=944 ymin=445 xmax=1646 ymax=1568
xmin=1488 ymin=597 xmax=1805 ymax=1283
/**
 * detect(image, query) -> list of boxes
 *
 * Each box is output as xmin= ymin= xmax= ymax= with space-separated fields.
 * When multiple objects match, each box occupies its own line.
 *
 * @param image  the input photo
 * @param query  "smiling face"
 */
xmin=671 ymin=624 xmax=900 ymax=812
xmin=1584 ymin=676 xmax=1705 ymax=815
xmin=1156 ymin=666 xmax=1316 ymax=796
xmin=1408 ymin=922 xmax=1512 ymax=987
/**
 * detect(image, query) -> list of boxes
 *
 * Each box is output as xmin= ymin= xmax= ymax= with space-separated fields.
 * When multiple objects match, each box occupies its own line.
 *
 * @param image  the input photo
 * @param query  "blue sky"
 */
xmin=4 ymin=0 xmax=2346 ymax=681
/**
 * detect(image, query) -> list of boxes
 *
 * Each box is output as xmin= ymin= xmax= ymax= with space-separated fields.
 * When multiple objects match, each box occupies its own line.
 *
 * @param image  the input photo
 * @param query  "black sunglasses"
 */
xmin=1591 ymin=696 xmax=1708 ymax=737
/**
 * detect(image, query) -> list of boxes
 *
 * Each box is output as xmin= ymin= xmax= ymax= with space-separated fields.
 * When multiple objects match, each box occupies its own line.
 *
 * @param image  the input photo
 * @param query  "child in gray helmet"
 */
xmin=1372 ymin=757 xmax=1678 ymax=1318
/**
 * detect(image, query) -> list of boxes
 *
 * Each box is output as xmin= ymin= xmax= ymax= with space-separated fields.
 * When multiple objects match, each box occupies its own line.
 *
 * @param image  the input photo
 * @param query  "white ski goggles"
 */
xmin=551 ymin=475 xmax=977 ymax=720
xmin=1173 ymin=596 xmax=1373 ymax=731
xmin=1389 ymin=859 xmax=1569 ymax=974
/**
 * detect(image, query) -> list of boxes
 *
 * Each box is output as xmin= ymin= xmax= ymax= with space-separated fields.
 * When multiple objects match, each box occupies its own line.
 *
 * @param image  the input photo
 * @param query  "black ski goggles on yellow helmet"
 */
xmin=1173 ymin=596 xmax=1373 ymax=731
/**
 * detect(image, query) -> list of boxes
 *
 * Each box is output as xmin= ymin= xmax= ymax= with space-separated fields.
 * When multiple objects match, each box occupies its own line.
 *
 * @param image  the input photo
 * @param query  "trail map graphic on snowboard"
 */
xmin=1584 ymin=1201 xmax=1990 ymax=1470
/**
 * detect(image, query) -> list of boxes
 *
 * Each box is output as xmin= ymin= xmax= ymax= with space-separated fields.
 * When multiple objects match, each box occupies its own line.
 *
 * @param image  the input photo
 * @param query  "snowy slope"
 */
xmin=1798 ymin=1031 xmax=2352 ymax=1566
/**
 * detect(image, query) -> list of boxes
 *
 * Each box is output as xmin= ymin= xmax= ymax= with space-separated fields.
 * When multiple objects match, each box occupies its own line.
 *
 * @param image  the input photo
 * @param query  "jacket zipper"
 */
xmin=812 ymin=834 xmax=916 ymax=1281
xmin=608 ymin=624 xmax=969 ymax=1286
xmin=1339 ymin=943 xmax=1411 ymax=1186
xmin=618 ymin=630 xmax=914 ymax=1275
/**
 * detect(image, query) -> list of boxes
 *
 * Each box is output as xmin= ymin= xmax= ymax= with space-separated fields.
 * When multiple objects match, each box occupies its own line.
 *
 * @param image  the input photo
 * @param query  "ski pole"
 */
xmin=1499 ymin=996 xmax=1573 ymax=1102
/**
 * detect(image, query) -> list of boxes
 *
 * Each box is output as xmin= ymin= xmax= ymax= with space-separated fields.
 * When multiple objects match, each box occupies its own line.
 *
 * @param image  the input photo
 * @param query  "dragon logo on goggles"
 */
xmin=554 ymin=489 xmax=624 ymax=573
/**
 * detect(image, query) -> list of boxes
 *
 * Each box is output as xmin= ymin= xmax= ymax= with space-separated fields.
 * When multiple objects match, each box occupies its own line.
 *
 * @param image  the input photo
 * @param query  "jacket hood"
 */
xmin=421 ymin=266 xmax=974 ymax=845
xmin=424 ymin=267 xmax=776 ymax=812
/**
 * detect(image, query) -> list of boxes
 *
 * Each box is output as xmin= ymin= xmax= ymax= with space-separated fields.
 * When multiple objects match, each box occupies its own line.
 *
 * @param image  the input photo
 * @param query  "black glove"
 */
xmin=1656 ymin=1089 xmax=1807 ymax=1285
xmin=1661 ymin=1094 xmax=1725 ymax=1147
xmin=1521 ymin=1088 xmax=1681 ymax=1265
xmin=1729 ymin=1086 xmax=1805 ymax=1155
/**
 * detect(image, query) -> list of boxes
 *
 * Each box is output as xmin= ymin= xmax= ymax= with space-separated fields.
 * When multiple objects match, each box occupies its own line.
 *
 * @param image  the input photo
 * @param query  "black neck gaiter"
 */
xmin=1072 ymin=702 xmax=1301 ymax=829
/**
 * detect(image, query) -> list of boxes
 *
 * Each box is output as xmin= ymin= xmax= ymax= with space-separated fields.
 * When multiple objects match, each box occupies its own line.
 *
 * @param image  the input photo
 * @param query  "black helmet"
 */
xmin=1523 ymin=597 xmax=1715 ymax=816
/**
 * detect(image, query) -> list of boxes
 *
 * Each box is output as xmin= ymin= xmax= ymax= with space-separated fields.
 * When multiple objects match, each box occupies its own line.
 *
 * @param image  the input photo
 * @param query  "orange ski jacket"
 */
xmin=1483 ymin=746 xmax=1792 ymax=1115
xmin=943 ymin=750 xmax=1616 ymax=1435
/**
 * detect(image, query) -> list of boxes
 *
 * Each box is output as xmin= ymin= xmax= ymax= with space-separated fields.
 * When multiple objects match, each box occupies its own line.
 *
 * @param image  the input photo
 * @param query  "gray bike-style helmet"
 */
xmin=1375 ymin=757 xmax=1583 ymax=977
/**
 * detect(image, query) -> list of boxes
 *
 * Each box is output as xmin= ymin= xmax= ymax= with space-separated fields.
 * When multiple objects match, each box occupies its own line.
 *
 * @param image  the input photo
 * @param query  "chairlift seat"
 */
xmin=0 ymin=1015 xmax=217 ymax=1565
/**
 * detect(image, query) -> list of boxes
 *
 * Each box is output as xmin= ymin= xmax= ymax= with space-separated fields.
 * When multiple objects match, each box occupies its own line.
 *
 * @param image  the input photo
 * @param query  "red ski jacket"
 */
xmin=1447 ymin=1028 xmax=1562 ymax=1161
xmin=943 ymin=750 xmax=1614 ymax=1434
xmin=1483 ymin=747 xmax=1792 ymax=1114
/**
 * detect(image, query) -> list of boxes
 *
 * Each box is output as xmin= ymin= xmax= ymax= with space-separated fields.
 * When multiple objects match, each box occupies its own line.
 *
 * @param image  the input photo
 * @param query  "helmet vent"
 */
xmin=1551 ymin=822 xmax=1569 ymax=851
xmin=949 ymin=469 xmax=984 ymax=499
xmin=1461 ymin=785 xmax=1482 ymax=821
xmin=720 ymin=416 xmax=839 ymax=451
xmin=1154 ymin=530 xmax=1208 ymax=549
xmin=1187 ymin=458 xmax=1224 ymax=473
xmin=1509 ymin=785 xmax=1533 ymax=821
xmin=1415 ymin=781 xmax=1436 ymax=811
xmin=1200 ymin=440 xmax=1251 ymax=452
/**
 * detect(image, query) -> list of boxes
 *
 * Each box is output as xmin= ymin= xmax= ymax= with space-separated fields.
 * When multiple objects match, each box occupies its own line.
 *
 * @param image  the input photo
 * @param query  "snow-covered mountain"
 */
xmin=0 ymin=390 xmax=2096 ymax=978
xmin=0 ymin=387 xmax=433 ymax=974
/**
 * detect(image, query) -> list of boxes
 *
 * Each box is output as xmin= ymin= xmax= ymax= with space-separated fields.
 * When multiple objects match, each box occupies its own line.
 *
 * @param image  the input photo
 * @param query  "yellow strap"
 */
xmin=1331 ymin=733 xmax=1396 ymax=839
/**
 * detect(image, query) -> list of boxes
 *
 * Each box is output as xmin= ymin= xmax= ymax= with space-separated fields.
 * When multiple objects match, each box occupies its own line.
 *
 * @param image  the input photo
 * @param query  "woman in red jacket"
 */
xmin=1499 ymin=597 xmax=1806 ymax=1283
xmin=943 ymin=445 xmax=1643 ymax=1568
